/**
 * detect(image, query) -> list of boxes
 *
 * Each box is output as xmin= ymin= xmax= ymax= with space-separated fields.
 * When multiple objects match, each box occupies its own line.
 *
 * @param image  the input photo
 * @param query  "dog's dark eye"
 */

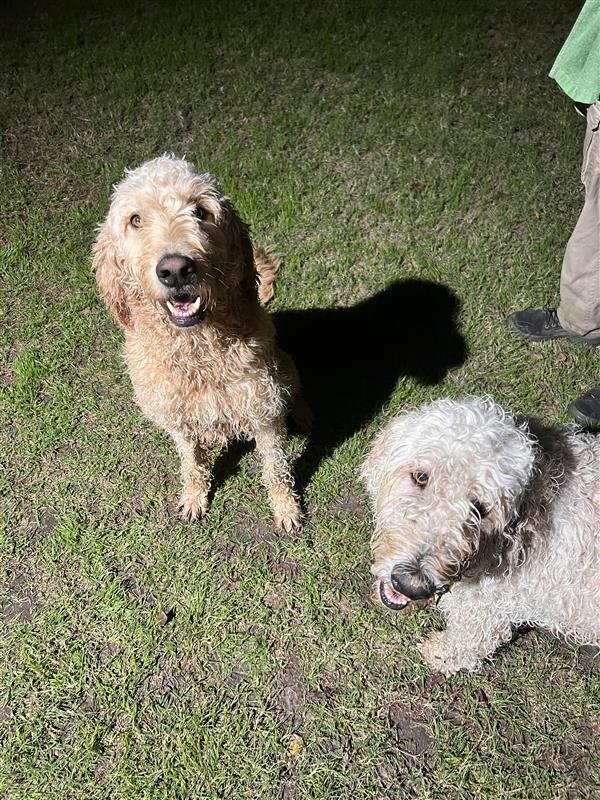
xmin=130 ymin=214 xmax=142 ymax=228
xmin=411 ymin=471 xmax=429 ymax=488
xmin=471 ymin=500 xmax=488 ymax=519
xmin=194 ymin=204 xmax=207 ymax=222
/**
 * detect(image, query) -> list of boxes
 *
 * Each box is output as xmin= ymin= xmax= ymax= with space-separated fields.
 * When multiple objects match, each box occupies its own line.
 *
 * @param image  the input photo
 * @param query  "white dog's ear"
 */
xmin=92 ymin=221 xmax=131 ymax=330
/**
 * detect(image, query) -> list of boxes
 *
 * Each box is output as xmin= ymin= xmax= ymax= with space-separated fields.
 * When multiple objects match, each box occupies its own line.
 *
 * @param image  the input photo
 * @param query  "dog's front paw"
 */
xmin=274 ymin=510 xmax=303 ymax=533
xmin=178 ymin=491 xmax=209 ymax=523
xmin=417 ymin=632 xmax=479 ymax=676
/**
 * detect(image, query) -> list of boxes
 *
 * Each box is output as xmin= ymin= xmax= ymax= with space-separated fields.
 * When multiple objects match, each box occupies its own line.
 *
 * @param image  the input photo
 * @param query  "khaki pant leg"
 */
xmin=557 ymin=100 xmax=600 ymax=339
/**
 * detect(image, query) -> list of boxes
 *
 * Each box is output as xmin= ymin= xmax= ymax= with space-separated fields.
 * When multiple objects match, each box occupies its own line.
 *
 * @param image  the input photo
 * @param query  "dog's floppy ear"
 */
xmin=92 ymin=221 xmax=131 ymax=330
xmin=361 ymin=429 xmax=391 ymax=503
xmin=223 ymin=199 xmax=260 ymax=304
xmin=361 ymin=416 xmax=414 ymax=506
xmin=239 ymin=223 xmax=260 ymax=304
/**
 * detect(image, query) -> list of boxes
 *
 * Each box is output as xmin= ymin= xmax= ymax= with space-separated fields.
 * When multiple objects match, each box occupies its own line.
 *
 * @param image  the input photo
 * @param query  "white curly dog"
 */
xmin=362 ymin=396 xmax=600 ymax=674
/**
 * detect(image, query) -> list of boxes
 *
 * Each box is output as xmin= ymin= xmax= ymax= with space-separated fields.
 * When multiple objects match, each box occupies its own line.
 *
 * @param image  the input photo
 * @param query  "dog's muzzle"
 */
xmin=379 ymin=579 xmax=411 ymax=611
xmin=378 ymin=566 xmax=439 ymax=612
xmin=391 ymin=569 xmax=435 ymax=601
xmin=155 ymin=254 xmax=207 ymax=328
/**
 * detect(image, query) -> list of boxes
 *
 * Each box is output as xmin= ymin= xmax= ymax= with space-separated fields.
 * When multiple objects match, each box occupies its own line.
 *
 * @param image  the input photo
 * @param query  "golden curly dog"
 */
xmin=93 ymin=155 xmax=307 ymax=531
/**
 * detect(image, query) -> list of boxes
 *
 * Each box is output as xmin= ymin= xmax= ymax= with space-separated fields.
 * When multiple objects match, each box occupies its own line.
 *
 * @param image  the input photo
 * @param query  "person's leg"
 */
xmin=557 ymin=101 xmax=600 ymax=340
xmin=507 ymin=102 xmax=600 ymax=345
xmin=507 ymin=103 xmax=600 ymax=427
xmin=562 ymin=102 xmax=600 ymax=428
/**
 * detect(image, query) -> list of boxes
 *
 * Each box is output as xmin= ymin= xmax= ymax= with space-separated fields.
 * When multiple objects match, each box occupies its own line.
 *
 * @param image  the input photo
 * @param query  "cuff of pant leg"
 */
xmin=558 ymin=307 xmax=600 ymax=339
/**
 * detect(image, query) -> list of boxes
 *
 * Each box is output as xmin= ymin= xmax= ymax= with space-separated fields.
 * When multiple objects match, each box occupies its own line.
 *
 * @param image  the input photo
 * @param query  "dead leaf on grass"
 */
xmin=288 ymin=734 xmax=304 ymax=758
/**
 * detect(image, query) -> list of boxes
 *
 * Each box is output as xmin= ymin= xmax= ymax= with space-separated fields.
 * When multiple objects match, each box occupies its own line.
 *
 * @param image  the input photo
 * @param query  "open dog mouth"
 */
xmin=378 ymin=579 xmax=444 ymax=611
xmin=379 ymin=580 xmax=411 ymax=611
xmin=162 ymin=294 xmax=207 ymax=327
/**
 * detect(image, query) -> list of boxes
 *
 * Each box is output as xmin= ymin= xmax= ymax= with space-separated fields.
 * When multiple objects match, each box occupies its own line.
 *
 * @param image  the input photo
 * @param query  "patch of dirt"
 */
xmin=223 ymin=660 xmax=252 ymax=691
xmin=275 ymin=649 xmax=308 ymax=730
xmin=577 ymin=645 xmax=600 ymax=672
xmin=91 ymin=718 xmax=127 ymax=781
xmin=1 ymin=596 xmax=34 ymax=624
xmin=386 ymin=701 xmax=435 ymax=757
xmin=272 ymin=558 xmax=302 ymax=584
xmin=97 ymin=642 xmax=118 ymax=665
xmin=536 ymin=717 xmax=600 ymax=798
xmin=80 ymin=692 xmax=97 ymax=713
xmin=202 ymin=651 xmax=226 ymax=685
xmin=317 ymin=666 xmax=342 ymax=699
xmin=487 ymin=28 xmax=510 ymax=50
xmin=0 ymin=365 xmax=16 ymax=387
xmin=336 ymin=594 xmax=361 ymax=621
xmin=139 ymin=656 xmax=199 ymax=705
xmin=227 ymin=511 xmax=279 ymax=561
xmin=31 ymin=507 xmax=57 ymax=542
xmin=1 ymin=570 xmax=37 ymax=625
xmin=211 ymin=652 xmax=263 ymax=699
xmin=263 ymin=591 xmax=286 ymax=611
xmin=263 ymin=559 xmax=302 ymax=611
xmin=278 ymin=781 xmax=297 ymax=800
xmin=443 ymin=686 xmax=507 ymax=747
xmin=330 ymin=492 xmax=368 ymax=519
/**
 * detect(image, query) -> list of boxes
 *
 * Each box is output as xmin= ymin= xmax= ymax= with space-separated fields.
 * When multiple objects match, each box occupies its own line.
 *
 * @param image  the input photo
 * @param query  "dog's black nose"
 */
xmin=391 ymin=568 xmax=434 ymax=601
xmin=156 ymin=254 xmax=197 ymax=288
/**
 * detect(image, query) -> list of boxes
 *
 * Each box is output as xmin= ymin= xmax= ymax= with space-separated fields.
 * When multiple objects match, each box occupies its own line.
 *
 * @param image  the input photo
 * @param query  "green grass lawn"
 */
xmin=1 ymin=0 xmax=599 ymax=797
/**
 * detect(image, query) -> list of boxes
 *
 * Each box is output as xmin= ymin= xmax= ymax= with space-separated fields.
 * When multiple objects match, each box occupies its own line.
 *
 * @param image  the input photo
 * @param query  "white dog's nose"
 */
xmin=391 ymin=569 xmax=434 ymax=601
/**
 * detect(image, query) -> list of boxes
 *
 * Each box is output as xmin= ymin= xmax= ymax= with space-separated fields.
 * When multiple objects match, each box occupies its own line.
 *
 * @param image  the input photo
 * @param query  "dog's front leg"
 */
xmin=418 ymin=591 xmax=513 ymax=675
xmin=254 ymin=421 xmax=302 ymax=533
xmin=171 ymin=431 xmax=211 ymax=522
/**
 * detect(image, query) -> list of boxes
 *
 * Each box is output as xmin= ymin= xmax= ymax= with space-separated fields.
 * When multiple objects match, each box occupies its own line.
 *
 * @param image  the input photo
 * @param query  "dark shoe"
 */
xmin=569 ymin=385 xmax=600 ymax=429
xmin=506 ymin=308 xmax=570 ymax=341
xmin=507 ymin=308 xmax=600 ymax=345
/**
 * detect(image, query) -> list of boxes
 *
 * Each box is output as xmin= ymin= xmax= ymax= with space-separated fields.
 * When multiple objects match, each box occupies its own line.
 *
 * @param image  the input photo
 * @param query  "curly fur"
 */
xmin=93 ymin=155 xmax=306 ymax=530
xmin=362 ymin=396 xmax=600 ymax=674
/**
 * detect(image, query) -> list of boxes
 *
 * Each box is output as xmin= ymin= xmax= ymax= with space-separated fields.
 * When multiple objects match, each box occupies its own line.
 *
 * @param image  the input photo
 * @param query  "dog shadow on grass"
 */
xmin=274 ymin=277 xmax=468 ymax=490
xmin=213 ymin=278 xmax=467 ymax=497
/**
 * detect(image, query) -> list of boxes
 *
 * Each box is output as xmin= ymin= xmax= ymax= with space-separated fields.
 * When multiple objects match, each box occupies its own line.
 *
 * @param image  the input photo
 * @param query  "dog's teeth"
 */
xmin=191 ymin=297 xmax=201 ymax=312
xmin=166 ymin=300 xmax=175 ymax=312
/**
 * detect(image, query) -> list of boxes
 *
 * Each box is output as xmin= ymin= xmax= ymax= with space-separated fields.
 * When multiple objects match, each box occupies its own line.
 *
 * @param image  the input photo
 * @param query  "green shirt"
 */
xmin=549 ymin=0 xmax=600 ymax=103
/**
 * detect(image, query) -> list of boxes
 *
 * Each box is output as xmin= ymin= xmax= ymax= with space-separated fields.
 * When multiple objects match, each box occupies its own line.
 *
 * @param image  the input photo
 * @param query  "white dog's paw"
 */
xmin=417 ymin=632 xmax=480 ymax=676
xmin=177 ymin=491 xmax=209 ymax=523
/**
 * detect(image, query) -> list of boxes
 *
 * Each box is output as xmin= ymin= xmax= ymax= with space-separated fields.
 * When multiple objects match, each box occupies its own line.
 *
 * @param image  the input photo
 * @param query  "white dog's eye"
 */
xmin=130 ymin=214 xmax=142 ymax=228
xmin=471 ymin=500 xmax=489 ymax=519
xmin=194 ymin=204 xmax=208 ymax=222
xmin=411 ymin=471 xmax=429 ymax=487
